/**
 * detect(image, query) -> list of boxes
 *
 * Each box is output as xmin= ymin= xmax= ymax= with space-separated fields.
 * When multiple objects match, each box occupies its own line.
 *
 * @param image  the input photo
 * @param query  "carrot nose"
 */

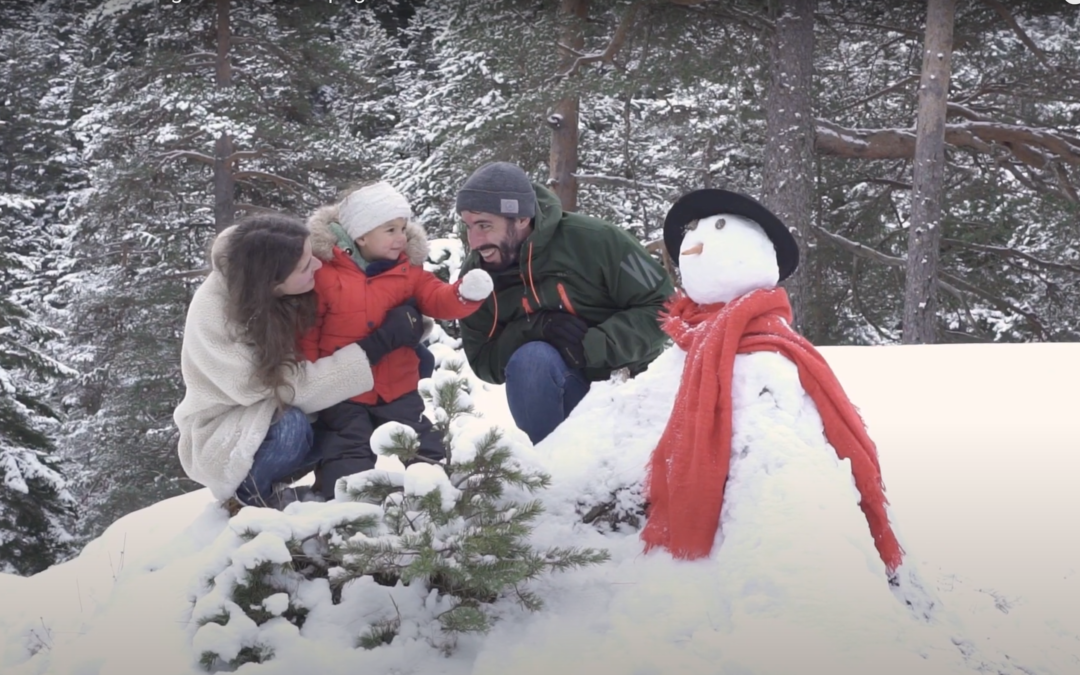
xmin=681 ymin=242 xmax=704 ymax=256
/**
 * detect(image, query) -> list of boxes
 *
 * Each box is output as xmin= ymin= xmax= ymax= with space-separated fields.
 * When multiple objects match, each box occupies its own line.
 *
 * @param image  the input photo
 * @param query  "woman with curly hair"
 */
xmin=174 ymin=212 xmax=422 ymax=509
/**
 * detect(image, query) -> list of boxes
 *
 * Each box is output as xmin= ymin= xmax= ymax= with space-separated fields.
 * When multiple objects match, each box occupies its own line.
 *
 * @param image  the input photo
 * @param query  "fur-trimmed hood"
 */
xmin=306 ymin=202 xmax=438 ymax=343
xmin=306 ymin=203 xmax=431 ymax=265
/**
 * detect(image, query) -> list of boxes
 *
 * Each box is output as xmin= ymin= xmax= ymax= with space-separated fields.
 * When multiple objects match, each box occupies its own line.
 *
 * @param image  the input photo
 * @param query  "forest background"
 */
xmin=1 ymin=0 xmax=1077 ymax=574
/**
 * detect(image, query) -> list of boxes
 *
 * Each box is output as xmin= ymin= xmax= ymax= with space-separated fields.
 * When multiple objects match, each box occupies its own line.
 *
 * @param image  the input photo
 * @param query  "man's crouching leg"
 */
xmin=505 ymin=341 xmax=590 ymax=446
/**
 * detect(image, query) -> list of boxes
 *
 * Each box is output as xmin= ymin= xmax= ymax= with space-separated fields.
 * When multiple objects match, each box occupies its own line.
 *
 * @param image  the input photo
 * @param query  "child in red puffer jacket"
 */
xmin=300 ymin=182 xmax=493 ymax=500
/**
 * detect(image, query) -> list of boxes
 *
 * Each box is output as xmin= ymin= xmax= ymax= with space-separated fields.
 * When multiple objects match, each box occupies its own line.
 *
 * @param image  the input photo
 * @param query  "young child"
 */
xmin=300 ymin=182 xmax=493 ymax=500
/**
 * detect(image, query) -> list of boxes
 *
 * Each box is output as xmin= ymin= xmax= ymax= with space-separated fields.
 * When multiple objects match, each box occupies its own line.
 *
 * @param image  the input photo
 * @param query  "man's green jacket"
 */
xmin=459 ymin=183 xmax=675 ymax=385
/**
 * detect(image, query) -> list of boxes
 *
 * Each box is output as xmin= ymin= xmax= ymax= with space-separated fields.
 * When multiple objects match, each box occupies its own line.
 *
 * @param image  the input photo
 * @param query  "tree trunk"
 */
xmin=213 ymin=133 xmax=235 ymax=233
xmin=213 ymin=0 xmax=235 ymax=232
xmin=549 ymin=0 xmax=588 ymax=212
xmin=902 ymin=0 xmax=955 ymax=344
xmin=761 ymin=0 xmax=819 ymax=339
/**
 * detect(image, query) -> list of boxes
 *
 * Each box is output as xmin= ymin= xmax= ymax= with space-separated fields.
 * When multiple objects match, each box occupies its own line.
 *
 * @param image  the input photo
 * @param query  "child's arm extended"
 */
xmin=412 ymin=266 xmax=492 ymax=321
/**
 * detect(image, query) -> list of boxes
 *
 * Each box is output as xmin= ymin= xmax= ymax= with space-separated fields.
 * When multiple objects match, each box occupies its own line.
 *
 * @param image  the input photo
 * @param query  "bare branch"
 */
xmin=946 ymin=102 xmax=990 ymax=122
xmin=978 ymin=0 xmax=1054 ymax=73
xmin=159 ymin=150 xmax=214 ymax=168
xmin=233 ymin=170 xmax=316 ymax=196
xmin=78 ymin=248 xmax=158 ymax=262
xmin=818 ymin=18 xmax=921 ymax=39
xmin=995 ymin=157 xmax=1040 ymax=192
xmin=573 ymin=172 xmax=678 ymax=192
xmin=150 ymin=61 xmax=216 ymax=76
xmin=967 ymin=121 xmax=1080 ymax=163
xmin=555 ymin=43 xmax=586 ymax=58
xmin=815 ymin=117 xmax=1080 ymax=166
xmin=713 ymin=5 xmax=774 ymax=32
xmin=236 ymin=202 xmax=286 ymax=215
xmin=833 ymin=177 xmax=913 ymax=190
xmin=814 ymin=225 xmax=1049 ymax=338
xmin=163 ymin=129 xmax=209 ymax=150
xmin=1053 ymin=163 xmax=1080 ymax=203
xmin=226 ymin=150 xmax=266 ymax=163
xmin=944 ymin=239 xmax=1080 ymax=274
xmin=232 ymin=35 xmax=300 ymax=70
xmin=548 ymin=1 xmax=642 ymax=83
xmin=812 ymin=225 xmax=908 ymax=270
xmin=938 ymin=270 xmax=1048 ymax=339
xmin=827 ymin=75 xmax=919 ymax=115
xmin=159 ymin=267 xmax=211 ymax=280
xmin=850 ymin=257 xmax=900 ymax=341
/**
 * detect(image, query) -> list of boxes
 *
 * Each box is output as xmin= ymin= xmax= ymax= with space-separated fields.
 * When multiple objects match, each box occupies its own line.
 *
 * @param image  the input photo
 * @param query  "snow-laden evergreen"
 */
xmin=0 ymin=197 xmax=76 ymax=576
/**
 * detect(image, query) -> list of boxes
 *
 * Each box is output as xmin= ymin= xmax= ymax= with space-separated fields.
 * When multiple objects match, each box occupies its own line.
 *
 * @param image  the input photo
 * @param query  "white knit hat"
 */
xmin=338 ymin=182 xmax=413 ymax=240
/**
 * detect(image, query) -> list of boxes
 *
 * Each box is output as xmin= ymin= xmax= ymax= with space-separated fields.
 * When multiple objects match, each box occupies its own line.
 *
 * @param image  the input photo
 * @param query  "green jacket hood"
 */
xmin=528 ymin=182 xmax=564 ymax=251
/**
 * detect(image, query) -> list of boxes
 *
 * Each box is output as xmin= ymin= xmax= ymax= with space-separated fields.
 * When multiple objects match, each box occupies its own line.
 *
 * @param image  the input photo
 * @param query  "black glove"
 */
xmin=357 ymin=299 xmax=424 ymax=365
xmin=528 ymin=311 xmax=589 ymax=370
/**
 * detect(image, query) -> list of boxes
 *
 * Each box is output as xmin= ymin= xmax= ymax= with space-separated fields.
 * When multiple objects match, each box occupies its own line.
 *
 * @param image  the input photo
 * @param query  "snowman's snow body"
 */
xmin=660 ymin=208 xmax=950 ymax=673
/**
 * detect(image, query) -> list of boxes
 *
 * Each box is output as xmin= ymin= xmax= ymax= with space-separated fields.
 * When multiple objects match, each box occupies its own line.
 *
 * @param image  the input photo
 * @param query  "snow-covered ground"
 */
xmin=2 ymin=337 xmax=1078 ymax=675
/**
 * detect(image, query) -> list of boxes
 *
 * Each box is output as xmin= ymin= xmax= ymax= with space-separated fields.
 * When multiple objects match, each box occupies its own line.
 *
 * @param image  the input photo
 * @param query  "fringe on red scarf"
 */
xmin=640 ymin=288 xmax=903 ymax=573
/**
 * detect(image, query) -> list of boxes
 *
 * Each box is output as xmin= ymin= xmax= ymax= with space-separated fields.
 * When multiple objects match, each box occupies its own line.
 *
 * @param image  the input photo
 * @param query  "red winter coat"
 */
xmin=299 ymin=213 xmax=481 ymax=405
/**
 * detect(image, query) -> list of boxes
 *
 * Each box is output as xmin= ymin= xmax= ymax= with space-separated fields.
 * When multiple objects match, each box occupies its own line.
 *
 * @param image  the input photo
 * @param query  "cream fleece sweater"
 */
xmin=174 ymin=232 xmax=375 ymax=500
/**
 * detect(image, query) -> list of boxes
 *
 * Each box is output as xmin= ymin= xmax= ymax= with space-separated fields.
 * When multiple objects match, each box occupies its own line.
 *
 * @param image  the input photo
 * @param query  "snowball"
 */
xmin=458 ymin=268 xmax=494 ymax=301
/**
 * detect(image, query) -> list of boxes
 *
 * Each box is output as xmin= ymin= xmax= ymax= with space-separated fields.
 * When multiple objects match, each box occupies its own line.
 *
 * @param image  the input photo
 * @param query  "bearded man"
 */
xmin=456 ymin=162 xmax=674 ymax=444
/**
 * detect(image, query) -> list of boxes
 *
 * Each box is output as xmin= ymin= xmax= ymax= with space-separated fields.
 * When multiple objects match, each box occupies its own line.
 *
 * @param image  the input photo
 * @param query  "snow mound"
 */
xmin=2 ymin=342 xmax=1079 ymax=675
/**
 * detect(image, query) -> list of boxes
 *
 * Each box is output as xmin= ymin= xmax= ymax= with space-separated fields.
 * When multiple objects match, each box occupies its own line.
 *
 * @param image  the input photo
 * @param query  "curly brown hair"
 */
xmin=212 ymin=213 xmax=317 ymax=411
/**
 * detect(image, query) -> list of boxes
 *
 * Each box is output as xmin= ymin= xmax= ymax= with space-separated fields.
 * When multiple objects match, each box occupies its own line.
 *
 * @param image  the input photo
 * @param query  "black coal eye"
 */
xmin=715 ymin=217 xmax=726 ymax=230
xmin=684 ymin=219 xmax=699 ymax=233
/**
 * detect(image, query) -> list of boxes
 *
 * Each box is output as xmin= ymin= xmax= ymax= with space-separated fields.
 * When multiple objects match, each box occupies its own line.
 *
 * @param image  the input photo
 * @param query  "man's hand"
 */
xmin=357 ymin=299 xmax=424 ymax=365
xmin=529 ymin=310 xmax=589 ymax=370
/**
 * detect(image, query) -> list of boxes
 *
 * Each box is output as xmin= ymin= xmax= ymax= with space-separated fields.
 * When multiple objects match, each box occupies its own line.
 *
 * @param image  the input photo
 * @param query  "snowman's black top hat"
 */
xmin=663 ymin=189 xmax=800 ymax=282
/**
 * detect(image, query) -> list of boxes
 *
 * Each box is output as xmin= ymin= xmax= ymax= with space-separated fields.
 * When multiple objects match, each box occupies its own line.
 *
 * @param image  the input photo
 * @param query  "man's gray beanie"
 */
xmin=455 ymin=162 xmax=537 ymax=219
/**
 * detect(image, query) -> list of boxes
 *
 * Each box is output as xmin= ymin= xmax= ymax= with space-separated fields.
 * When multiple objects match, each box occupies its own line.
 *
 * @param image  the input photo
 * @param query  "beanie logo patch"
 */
xmin=500 ymin=199 xmax=519 ymax=215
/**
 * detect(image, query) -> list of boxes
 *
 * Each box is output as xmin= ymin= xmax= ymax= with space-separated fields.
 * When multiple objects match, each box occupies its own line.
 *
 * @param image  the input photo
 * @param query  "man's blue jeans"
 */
xmin=505 ymin=341 xmax=590 ymax=445
xmin=234 ymin=406 xmax=319 ymax=505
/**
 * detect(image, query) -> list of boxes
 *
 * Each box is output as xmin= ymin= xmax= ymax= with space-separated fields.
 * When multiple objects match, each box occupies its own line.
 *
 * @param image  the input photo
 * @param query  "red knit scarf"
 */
xmin=640 ymin=287 xmax=903 ymax=572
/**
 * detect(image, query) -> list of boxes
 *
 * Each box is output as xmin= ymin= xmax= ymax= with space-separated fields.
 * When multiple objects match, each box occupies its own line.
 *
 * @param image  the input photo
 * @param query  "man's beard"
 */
xmin=476 ymin=234 xmax=524 ymax=272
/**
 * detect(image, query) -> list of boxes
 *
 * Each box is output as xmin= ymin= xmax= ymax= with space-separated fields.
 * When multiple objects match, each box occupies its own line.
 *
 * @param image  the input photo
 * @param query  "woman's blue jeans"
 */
xmin=234 ymin=406 xmax=319 ymax=504
xmin=504 ymin=341 xmax=590 ymax=445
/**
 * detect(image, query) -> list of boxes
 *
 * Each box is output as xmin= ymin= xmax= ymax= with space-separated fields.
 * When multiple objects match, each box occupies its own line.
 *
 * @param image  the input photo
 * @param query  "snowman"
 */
xmin=468 ymin=192 xmax=966 ymax=675
xmin=467 ymin=191 xmax=980 ymax=675
xmin=640 ymin=188 xmax=906 ymax=579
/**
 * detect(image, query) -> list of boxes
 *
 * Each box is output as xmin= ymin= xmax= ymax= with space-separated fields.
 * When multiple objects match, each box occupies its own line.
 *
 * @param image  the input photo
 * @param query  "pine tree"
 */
xmin=0 ymin=199 xmax=76 ymax=576
xmin=189 ymin=364 xmax=608 ymax=665
xmin=329 ymin=367 xmax=608 ymax=645
xmin=0 ymin=0 xmax=82 ymax=575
